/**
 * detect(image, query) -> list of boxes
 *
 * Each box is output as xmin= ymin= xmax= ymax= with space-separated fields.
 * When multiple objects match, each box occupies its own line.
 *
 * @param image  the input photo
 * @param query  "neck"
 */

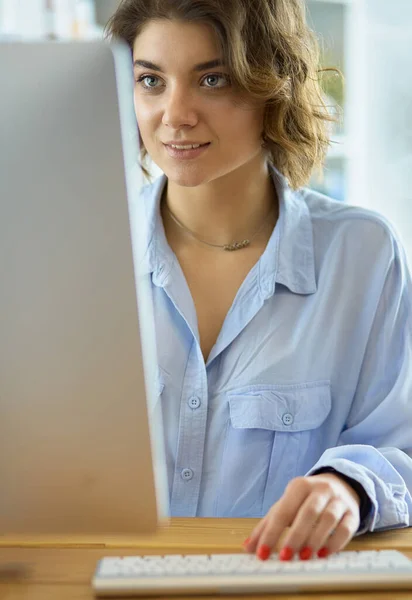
xmin=162 ymin=156 xmax=278 ymax=247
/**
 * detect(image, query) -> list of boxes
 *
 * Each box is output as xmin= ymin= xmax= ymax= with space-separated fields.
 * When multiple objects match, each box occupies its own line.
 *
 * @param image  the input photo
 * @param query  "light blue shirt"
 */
xmin=137 ymin=164 xmax=412 ymax=533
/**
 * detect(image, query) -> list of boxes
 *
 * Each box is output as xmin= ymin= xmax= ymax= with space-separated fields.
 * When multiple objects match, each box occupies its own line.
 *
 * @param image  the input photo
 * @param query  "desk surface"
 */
xmin=2 ymin=518 xmax=412 ymax=599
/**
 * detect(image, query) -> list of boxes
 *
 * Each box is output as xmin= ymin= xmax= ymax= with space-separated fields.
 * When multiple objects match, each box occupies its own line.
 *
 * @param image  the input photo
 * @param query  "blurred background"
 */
xmin=1 ymin=0 xmax=411 ymax=259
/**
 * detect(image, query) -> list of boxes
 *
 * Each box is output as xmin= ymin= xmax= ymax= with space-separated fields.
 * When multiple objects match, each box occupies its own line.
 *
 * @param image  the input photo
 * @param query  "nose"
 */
xmin=162 ymin=85 xmax=198 ymax=129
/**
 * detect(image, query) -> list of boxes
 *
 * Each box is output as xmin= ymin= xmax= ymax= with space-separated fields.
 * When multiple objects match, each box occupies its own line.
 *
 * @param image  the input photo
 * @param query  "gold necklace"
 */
xmin=166 ymin=204 xmax=275 ymax=252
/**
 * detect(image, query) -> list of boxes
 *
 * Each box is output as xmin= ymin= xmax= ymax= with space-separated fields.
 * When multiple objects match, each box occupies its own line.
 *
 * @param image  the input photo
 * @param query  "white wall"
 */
xmin=348 ymin=0 xmax=412 ymax=261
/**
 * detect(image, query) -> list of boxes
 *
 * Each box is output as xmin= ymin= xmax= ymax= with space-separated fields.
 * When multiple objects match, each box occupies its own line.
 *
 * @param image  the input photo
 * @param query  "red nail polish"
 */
xmin=299 ymin=546 xmax=312 ymax=561
xmin=317 ymin=547 xmax=329 ymax=558
xmin=243 ymin=537 xmax=251 ymax=547
xmin=279 ymin=546 xmax=294 ymax=561
xmin=257 ymin=544 xmax=271 ymax=561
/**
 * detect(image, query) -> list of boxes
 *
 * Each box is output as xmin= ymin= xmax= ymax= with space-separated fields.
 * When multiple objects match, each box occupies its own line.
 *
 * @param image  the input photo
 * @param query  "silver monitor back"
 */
xmin=0 ymin=40 xmax=168 ymax=536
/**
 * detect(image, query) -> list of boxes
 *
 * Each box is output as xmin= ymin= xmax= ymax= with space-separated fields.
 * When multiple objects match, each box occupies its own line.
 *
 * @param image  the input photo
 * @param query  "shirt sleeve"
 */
xmin=306 ymin=226 xmax=412 ymax=535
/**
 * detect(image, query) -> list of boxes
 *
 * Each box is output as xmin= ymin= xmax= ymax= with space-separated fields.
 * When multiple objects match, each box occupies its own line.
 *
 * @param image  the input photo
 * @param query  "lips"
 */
xmin=165 ymin=142 xmax=210 ymax=149
xmin=164 ymin=142 xmax=211 ymax=160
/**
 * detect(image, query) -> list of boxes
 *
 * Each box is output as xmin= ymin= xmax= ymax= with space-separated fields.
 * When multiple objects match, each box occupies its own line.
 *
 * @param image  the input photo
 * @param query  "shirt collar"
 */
xmin=136 ymin=174 xmax=170 ymax=285
xmin=259 ymin=165 xmax=317 ymax=297
xmin=138 ymin=164 xmax=317 ymax=295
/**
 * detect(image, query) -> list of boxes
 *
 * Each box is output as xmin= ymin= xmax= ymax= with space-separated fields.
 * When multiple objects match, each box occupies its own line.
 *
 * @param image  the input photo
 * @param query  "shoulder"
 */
xmin=300 ymin=187 xmax=405 ymax=267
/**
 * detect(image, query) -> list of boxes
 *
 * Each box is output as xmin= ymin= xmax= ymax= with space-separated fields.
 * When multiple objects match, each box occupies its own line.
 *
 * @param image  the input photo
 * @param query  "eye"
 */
xmin=136 ymin=75 xmax=163 ymax=90
xmin=201 ymin=73 xmax=230 ymax=89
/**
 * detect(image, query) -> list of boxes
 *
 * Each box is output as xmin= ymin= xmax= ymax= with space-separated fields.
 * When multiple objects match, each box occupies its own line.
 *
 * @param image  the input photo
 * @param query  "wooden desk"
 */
xmin=1 ymin=518 xmax=412 ymax=599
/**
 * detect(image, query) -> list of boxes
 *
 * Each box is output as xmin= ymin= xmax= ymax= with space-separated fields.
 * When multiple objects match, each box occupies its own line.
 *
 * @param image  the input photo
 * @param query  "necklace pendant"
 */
xmin=224 ymin=239 xmax=250 ymax=252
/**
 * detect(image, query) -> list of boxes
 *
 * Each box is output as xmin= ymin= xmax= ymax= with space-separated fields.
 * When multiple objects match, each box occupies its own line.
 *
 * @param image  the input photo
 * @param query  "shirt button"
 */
xmin=282 ymin=413 xmax=294 ymax=426
xmin=181 ymin=468 xmax=194 ymax=481
xmin=188 ymin=396 xmax=201 ymax=409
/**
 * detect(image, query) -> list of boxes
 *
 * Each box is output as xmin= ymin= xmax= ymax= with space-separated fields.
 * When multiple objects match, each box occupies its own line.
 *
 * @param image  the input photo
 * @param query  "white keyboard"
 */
xmin=92 ymin=550 xmax=412 ymax=596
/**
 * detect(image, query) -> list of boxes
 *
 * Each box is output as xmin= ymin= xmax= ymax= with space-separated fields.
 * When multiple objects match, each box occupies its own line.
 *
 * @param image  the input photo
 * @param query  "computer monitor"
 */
xmin=0 ymin=40 xmax=168 ymax=536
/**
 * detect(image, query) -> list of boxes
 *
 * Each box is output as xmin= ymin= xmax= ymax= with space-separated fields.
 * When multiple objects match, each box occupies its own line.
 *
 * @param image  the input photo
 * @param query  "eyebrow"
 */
xmin=133 ymin=59 xmax=225 ymax=72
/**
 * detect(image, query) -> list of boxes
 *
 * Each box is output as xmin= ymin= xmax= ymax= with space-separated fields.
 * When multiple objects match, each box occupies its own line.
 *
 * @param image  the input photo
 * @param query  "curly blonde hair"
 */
xmin=106 ymin=0 xmax=339 ymax=189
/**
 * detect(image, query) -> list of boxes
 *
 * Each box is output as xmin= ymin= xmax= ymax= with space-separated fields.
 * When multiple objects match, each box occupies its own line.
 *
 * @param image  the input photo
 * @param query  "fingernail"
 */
xmin=257 ymin=544 xmax=271 ymax=561
xmin=243 ymin=537 xmax=251 ymax=547
xmin=299 ymin=546 xmax=312 ymax=561
xmin=317 ymin=547 xmax=329 ymax=558
xmin=279 ymin=546 xmax=294 ymax=561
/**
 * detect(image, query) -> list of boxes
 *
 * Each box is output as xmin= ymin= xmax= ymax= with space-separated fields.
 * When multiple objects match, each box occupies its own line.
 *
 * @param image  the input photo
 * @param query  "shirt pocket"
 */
xmin=215 ymin=381 xmax=331 ymax=518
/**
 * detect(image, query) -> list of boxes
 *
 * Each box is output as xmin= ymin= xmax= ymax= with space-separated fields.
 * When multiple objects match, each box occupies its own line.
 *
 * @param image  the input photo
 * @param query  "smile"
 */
xmin=169 ymin=143 xmax=205 ymax=150
xmin=164 ymin=143 xmax=211 ymax=160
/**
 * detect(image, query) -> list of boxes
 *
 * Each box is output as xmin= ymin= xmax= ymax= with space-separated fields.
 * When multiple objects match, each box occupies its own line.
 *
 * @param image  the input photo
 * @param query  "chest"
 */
xmin=175 ymin=249 xmax=263 ymax=360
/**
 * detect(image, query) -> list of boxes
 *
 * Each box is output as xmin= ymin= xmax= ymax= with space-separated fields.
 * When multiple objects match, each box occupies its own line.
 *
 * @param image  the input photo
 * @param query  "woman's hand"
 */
xmin=244 ymin=473 xmax=361 ymax=561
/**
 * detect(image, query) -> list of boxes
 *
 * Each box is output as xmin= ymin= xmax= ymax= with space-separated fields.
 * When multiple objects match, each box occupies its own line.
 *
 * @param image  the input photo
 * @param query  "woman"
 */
xmin=106 ymin=0 xmax=412 ymax=562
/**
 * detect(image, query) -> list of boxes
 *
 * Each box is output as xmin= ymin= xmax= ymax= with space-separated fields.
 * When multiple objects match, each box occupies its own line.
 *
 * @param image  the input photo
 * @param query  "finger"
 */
xmin=325 ymin=510 xmax=359 ymax=556
xmin=280 ymin=490 xmax=332 ymax=559
xmin=243 ymin=517 xmax=267 ymax=553
xmin=305 ymin=499 xmax=347 ymax=555
xmin=254 ymin=478 xmax=313 ymax=559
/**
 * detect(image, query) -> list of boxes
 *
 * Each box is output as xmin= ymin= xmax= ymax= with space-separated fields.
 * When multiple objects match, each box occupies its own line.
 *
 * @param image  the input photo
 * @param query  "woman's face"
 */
xmin=133 ymin=19 xmax=266 ymax=187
